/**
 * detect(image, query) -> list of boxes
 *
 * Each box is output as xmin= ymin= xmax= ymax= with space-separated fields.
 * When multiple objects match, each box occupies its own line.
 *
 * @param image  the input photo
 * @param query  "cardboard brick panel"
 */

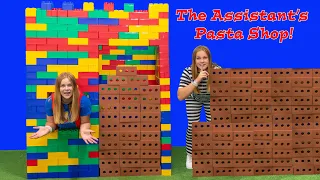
xmin=116 ymin=66 xmax=137 ymax=76
xmin=107 ymin=76 xmax=128 ymax=85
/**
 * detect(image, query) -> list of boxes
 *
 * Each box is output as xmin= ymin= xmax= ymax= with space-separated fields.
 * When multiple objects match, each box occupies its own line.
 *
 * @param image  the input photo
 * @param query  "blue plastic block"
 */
xmin=140 ymin=60 xmax=156 ymax=65
xmin=26 ymin=93 xmax=36 ymax=99
xmin=132 ymin=46 xmax=148 ymax=50
xmin=41 ymin=1 xmax=54 ymax=10
xmin=26 ymin=126 xmax=37 ymax=133
xmin=117 ymin=55 xmax=132 ymax=60
xmin=90 ymin=100 xmax=99 ymax=105
xmin=47 ymin=79 xmax=56 ymax=85
xmin=26 ymin=65 xmax=47 ymax=72
xmin=86 ymin=92 xmax=99 ymax=99
xmin=27 ymin=152 xmax=48 ymax=160
xmin=161 ymin=131 xmax=171 ymax=137
xmin=57 ymin=58 xmax=78 ymax=65
xmin=26 ymin=99 xmax=46 ymax=106
xmin=59 ymin=172 xmax=79 ymax=178
xmin=27 ymin=106 xmax=37 ymax=113
xmin=26 ymin=79 xmax=47 ymax=85
xmin=62 ymin=1 xmax=74 ymax=10
xmin=90 ymin=112 xmax=99 ymax=118
xmin=88 ymin=79 xmax=99 ymax=85
xmin=38 ymin=172 xmax=59 ymax=178
xmin=78 ymin=18 xmax=99 ymax=24
xmin=78 ymin=169 xmax=99 ymax=177
xmin=98 ymin=18 xmax=119 ymax=25
xmin=161 ymin=112 xmax=171 ymax=123
xmin=161 ymin=163 xmax=171 ymax=169
xmin=37 ymin=106 xmax=45 ymax=113
xmin=68 ymin=139 xmax=88 ymax=145
xmin=26 ymin=112 xmax=46 ymax=119
xmin=69 ymin=165 xmax=89 ymax=172
xmin=27 ymin=73 xmax=37 ymax=79
xmin=161 ymin=150 xmax=171 ymax=156
xmin=37 ymin=58 xmax=58 ymax=65
xmin=27 ymin=173 xmax=38 ymax=179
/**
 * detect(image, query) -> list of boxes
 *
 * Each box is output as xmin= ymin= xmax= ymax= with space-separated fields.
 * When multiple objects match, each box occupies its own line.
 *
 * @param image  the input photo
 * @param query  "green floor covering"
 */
xmin=1 ymin=147 xmax=320 ymax=180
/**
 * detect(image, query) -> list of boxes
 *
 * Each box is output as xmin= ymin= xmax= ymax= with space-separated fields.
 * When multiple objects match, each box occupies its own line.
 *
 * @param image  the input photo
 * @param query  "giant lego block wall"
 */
xmin=26 ymin=1 xmax=171 ymax=179
xmin=193 ymin=68 xmax=320 ymax=176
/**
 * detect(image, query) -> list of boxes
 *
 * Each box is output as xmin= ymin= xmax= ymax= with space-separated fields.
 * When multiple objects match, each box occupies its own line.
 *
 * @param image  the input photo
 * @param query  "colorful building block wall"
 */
xmin=26 ymin=1 xmax=171 ymax=179
xmin=192 ymin=68 xmax=320 ymax=177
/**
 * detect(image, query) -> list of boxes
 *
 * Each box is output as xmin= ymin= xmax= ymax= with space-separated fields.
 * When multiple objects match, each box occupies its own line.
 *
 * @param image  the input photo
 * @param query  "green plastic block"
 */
xmin=36 ymin=17 xmax=58 ymax=24
xmin=68 ymin=52 xmax=88 ymax=58
xmin=26 ymin=85 xmax=36 ymax=92
xmin=125 ymin=60 xmax=140 ymax=65
xmin=58 ymin=130 xmax=79 ymax=139
xmin=124 ymin=3 xmax=134 ymax=12
xmin=48 ymin=52 xmax=68 ymax=58
xmin=48 ymin=165 xmax=69 ymax=172
xmin=126 ymin=50 xmax=154 ymax=55
xmin=58 ymin=17 xmax=78 ymax=25
xmin=58 ymin=31 xmax=78 ymax=38
xmin=68 ymin=145 xmax=79 ymax=158
xmin=47 ymin=24 xmax=68 ymax=31
xmin=88 ymin=10 xmax=109 ymax=18
xmin=98 ymin=45 xmax=102 ymax=50
xmin=36 ymin=31 xmax=58 ymax=38
xmin=119 ymin=32 xmax=139 ymax=39
xmin=79 ymin=158 xmax=99 ymax=164
xmin=37 ymin=72 xmax=58 ymax=79
xmin=161 ymin=137 xmax=171 ymax=144
xmin=90 ymin=118 xmax=99 ymax=125
xmin=36 ymin=119 xmax=47 ymax=126
xmin=91 ymin=105 xmax=99 ymax=113
xmin=25 ymin=31 xmax=38 ymax=38
xmin=26 ymin=146 xmax=38 ymax=153
xmin=117 ymin=46 xmax=133 ymax=50
xmin=47 ymin=145 xmax=58 ymax=152
xmin=102 ymin=55 xmax=117 ymax=60
xmin=67 ymin=24 xmax=88 ymax=31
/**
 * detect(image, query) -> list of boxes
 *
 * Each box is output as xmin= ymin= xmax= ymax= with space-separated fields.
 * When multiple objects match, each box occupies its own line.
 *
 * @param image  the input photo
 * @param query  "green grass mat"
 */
xmin=1 ymin=147 xmax=320 ymax=180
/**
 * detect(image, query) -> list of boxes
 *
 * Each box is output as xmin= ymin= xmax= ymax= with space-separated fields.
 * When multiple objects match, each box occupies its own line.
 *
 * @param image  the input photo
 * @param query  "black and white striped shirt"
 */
xmin=179 ymin=65 xmax=222 ymax=102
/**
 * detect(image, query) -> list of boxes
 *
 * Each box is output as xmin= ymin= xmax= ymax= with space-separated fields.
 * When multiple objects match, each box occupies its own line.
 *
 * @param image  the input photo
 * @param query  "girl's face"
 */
xmin=60 ymin=78 xmax=73 ymax=99
xmin=195 ymin=50 xmax=209 ymax=71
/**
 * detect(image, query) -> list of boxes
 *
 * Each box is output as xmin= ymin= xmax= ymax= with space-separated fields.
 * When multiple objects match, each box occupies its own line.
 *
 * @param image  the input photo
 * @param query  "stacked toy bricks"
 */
xmin=192 ymin=68 xmax=320 ymax=176
xmin=99 ymin=65 xmax=161 ymax=176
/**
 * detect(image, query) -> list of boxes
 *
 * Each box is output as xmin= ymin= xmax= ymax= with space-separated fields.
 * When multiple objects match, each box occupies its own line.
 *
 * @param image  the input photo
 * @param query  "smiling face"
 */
xmin=195 ymin=50 xmax=209 ymax=71
xmin=60 ymin=78 xmax=73 ymax=99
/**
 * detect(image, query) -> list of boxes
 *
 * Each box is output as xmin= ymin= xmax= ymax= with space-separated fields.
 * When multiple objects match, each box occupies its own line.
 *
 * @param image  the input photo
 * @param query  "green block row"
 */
xmin=27 ymin=144 xmax=99 ymax=155
xmin=48 ymin=165 xmax=69 ymax=173
xmin=119 ymin=32 xmax=139 ymax=39
xmin=37 ymin=72 xmax=58 ymax=79
xmin=125 ymin=60 xmax=141 ymax=65
xmin=90 ymin=118 xmax=99 ymax=125
xmin=124 ymin=3 xmax=134 ymax=12
xmin=161 ymin=137 xmax=171 ymax=144
xmin=100 ymin=75 xmax=107 ymax=80
xmin=26 ymin=30 xmax=80 ymax=38
xmin=91 ymin=105 xmax=99 ymax=113
xmin=47 ymin=52 xmax=88 ymax=58
xmin=26 ymin=85 xmax=36 ymax=92
xmin=88 ymin=10 xmax=109 ymax=18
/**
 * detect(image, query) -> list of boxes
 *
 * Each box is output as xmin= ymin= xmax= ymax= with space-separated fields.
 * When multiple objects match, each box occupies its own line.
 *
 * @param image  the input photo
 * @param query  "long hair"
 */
xmin=53 ymin=72 xmax=80 ymax=124
xmin=191 ymin=45 xmax=214 ymax=94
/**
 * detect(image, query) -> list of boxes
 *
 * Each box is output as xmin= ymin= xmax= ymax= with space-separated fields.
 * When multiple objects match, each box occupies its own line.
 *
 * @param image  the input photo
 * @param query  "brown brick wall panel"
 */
xmin=120 ymin=150 xmax=140 ymax=159
xmin=100 ymin=159 xmax=120 ymax=168
xmin=99 ymin=85 xmax=120 ymax=95
xmin=252 ymin=114 xmax=272 ymax=123
xmin=272 ymin=77 xmax=292 ymax=87
xmin=271 ymin=87 xmax=292 ymax=96
xmin=230 ymin=69 xmax=252 ymax=77
xmin=292 ymin=130 xmax=313 ymax=139
xmin=141 ymin=122 xmax=160 ymax=131
xmin=140 ymin=168 xmax=161 ymax=176
xmin=120 ymin=122 xmax=140 ymax=132
xmin=272 ymin=106 xmax=292 ymax=114
xmin=292 ymin=106 xmax=313 ymax=114
xmin=233 ymin=131 xmax=253 ymax=141
xmin=192 ymin=159 xmax=213 ymax=168
xmin=193 ymin=150 xmax=213 ymax=159
xmin=120 ymin=141 xmax=140 ymax=150
xmin=251 ymin=88 xmax=271 ymax=97
xmin=210 ymin=97 xmax=230 ymax=106
xmin=193 ymin=168 xmax=214 ymax=177
xmin=251 ymin=69 xmax=272 ymax=77
xmin=100 ymin=95 xmax=119 ymax=104
xmin=271 ymin=97 xmax=291 ymax=106
xmin=211 ymin=68 xmax=231 ymax=78
xmin=212 ymin=123 xmax=232 ymax=132
xmin=233 ymin=159 xmax=254 ymax=168
xmin=140 ymin=85 xmax=160 ymax=95
xmin=211 ymin=77 xmax=231 ymax=87
xmin=100 ymin=131 xmax=119 ymax=141
xmin=272 ymin=167 xmax=293 ymax=175
xmin=193 ymin=131 xmax=212 ymax=140
xmin=119 ymin=95 xmax=140 ymax=103
xmin=254 ymin=149 xmax=273 ymax=158
xmin=119 ymin=131 xmax=140 ymax=141
xmin=231 ymin=106 xmax=252 ymax=114
xmin=100 ymin=120 xmax=119 ymax=132
xmin=211 ymin=106 xmax=231 ymax=115
xmin=140 ymin=141 xmax=161 ymax=150
xmin=233 ymin=168 xmax=254 ymax=176
xmin=292 ymin=88 xmax=312 ymax=96
xmin=313 ymin=88 xmax=320 ymax=96
xmin=212 ymin=159 xmax=233 ymax=167
xmin=119 ymin=159 xmax=141 ymax=168
xmin=126 ymin=75 xmax=148 ymax=85
xmin=230 ymin=87 xmax=252 ymax=96
xmin=233 ymin=150 xmax=253 ymax=159
xmin=140 ymin=112 xmax=161 ymax=122
xmin=100 ymin=167 xmax=120 ymax=177
xmin=212 ymin=114 xmax=231 ymax=124
xmin=292 ymin=148 xmax=313 ymax=158
xmin=107 ymin=76 xmax=128 ymax=85
xmin=272 ymin=159 xmax=292 ymax=167
xmin=210 ymin=87 xmax=231 ymax=97
xmin=230 ymin=77 xmax=251 ymax=88
xmin=120 ymin=168 xmax=141 ymax=176
xmin=213 ymin=167 xmax=234 ymax=176
xmin=116 ymin=66 xmax=137 ymax=76
xmin=233 ymin=141 xmax=254 ymax=150
xmin=314 ymin=78 xmax=320 ymax=87
xmin=100 ymin=103 xmax=119 ymax=112
xmin=100 ymin=150 xmax=119 ymax=159
xmin=293 ymin=166 xmax=314 ymax=175
xmin=292 ymin=96 xmax=313 ymax=105
xmin=251 ymin=77 xmax=272 ymax=88
xmin=253 ymin=167 xmax=273 ymax=175
xmin=193 ymin=122 xmax=212 ymax=131
xmin=140 ymin=150 xmax=160 ymax=159
xmin=271 ymin=69 xmax=292 ymax=77
xmin=140 ymin=94 xmax=160 ymax=104
xmin=140 ymin=104 xmax=160 ymax=112
xmin=212 ymin=149 xmax=233 ymax=159
xmin=99 ymin=141 xmax=119 ymax=150
xmin=253 ymin=159 xmax=273 ymax=167
xmin=291 ymin=77 xmax=313 ymax=88
xmin=253 ymin=140 xmax=273 ymax=149
xmin=253 ymin=130 xmax=272 ymax=140
xmin=232 ymin=115 xmax=252 ymax=123
xmin=273 ymin=149 xmax=293 ymax=158
xmin=119 ymin=112 xmax=140 ymax=123
xmin=273 ymin=139 xmax=293 ymax=150
xmin=212 ymin=141 xmax=233 ymax=150
xmin=140 ymin=131 xmax=160 ymax=141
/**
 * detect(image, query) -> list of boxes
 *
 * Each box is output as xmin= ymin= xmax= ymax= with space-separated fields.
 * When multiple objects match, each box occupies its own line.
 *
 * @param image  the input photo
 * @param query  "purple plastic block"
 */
xmin=62 ymin=2 xmax=74 ymax=10
xmin=41 ymin=1 xmax=54 ymax=10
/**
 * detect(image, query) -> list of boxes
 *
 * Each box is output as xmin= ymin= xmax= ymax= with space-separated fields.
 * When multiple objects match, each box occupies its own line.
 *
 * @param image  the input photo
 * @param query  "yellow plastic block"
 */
xmin=139 ymin=32 xmax=159 ymax=39
xmin=148 ymin=75 xmax=156 ymax=80
xmin=161 ymin=124 xmax=171 ymax=131
xmin=148 ymin=55 xmax=157 ymax=60
xmin=89 ymin=65 xmax=99 ymax=72
xmin=136 ymin=65 xmax=149 ymax=71
xmin=58 ymin=159 xmax=79 ymax=165
xmin=161 ymin=104 xmax=171 ymax=111
xmin=160 ymin=78 xmax=170 ymax=85
xmin=129 ymin=25 xmax=149 ymax=32
xmin=148 ymin=65 xmax=156 ymax=70
xmin=26 ymin=119 xmax=37 ymax=126
xmin=68 ymin=38 xmax=88 ymax=45
xmin=110 ymin=49 xmax=125 ymax=55
xmin=162 ymin=169 xmax=171 ymax=176
xmin=38 ymin=159 xmax=59 ymax=166
xmin=26 ymin=23 xmax=47 ymax=31
xmin=46 ymin=65 xmax=69 ymax=77
xmin=26 ymin=131 xmax=58 ymax=146
xmin=25 ymin=8 xmax=37 ymax=17
xmin=149 ymin=25 xmax=168 ymax=32
xmin=109 ymin=39 xmax=129 ymax=46
xmin=26 ymin=51 xmax=47 ymax=65
xmin=133 ymin=55 xmax=149 ymax=60
xmin=109 ymin=10 xmax=129 ymax=19
xmin=161 ymin=91 xmax=170 ymax=98
xmin=78 ymin=58 xmax=98 ymax=65
xmin=48 ymin=152 xmax=69 ymax=159
xmin=27 ymin=165 xmax=48 ymax=173
xmin=36 ymin=85 xmax=55 ymax=99
xmin=105 ymin=70 xmax=116 ymax=75
xmin=129 ymin=39 xmax=149 ymax=46
xmin=159 ymin=18 xmax=169 ymax=26
xmin=161 ymin=156 xmax=171 ymax=163
xmin=83 ymin=2 xmax=94 ymax=11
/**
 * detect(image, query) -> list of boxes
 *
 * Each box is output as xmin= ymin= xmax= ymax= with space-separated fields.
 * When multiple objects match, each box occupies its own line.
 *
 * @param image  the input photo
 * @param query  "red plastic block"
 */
xmin=108 ymin=25 xmax=129 ymax=32
xmin=79 ymin=85 xmax=99 ymax=92
xmin=26 ymin=38 xmax=47 ymax=45
xmin=159 ymin=12 xmax=169 ymax=18
xmin=79 ymin=72 xmax=99 ymax=79
xmin=99 ymin=32 xmax=119 ymax=38
xmin=129 ymin=12 xmax=149 ymax=19
xmin=78 ymin=45 xmax=97 ymax=52
xmin=89 ymin=38 xmax=109 ymax=45
xmin=104 ymin=2 xmax=114 ymax=11
xmin=119 ymin=19 xmax=139 ymax=25
xmin=68 ymin=10 xmax=88 ymax=17
xmin=26 ymin=44 xmax=37 ymax=51
xmin=37 ymin=44 xmax=58 ymax=51
xmin=27 ymin=160 xmax=37 ymax=166
xmin=79 ymin=32 xmax=98 ymax=38
xmin=89 ymin=25 xmax=109 ymax=32
xmin=89 ymin=151 xmax=99 ymax=158
xmin=47 ymin=38 xmax=68 ymax=45
xmin=26 ymin=17 xmax=36 ymax=23
xmin=58 ymin=45 xmax=78 ymax=51
xmin=139 ymin=19 xmax=159 ymax=25
xmin=162 ymin=144 xmax=171 ymax=150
